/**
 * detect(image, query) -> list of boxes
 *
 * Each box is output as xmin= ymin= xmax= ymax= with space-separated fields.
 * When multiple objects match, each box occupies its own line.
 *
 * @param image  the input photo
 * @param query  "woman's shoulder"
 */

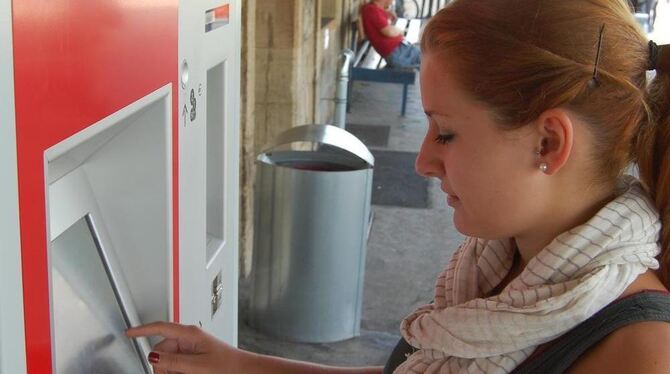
xmin=567 ymin=319 xmax=670 ymax=374
xmin=515 ymin=272 xmax=670 ymax=373
xmin=568 ymin=271 xmax=670 ymax=373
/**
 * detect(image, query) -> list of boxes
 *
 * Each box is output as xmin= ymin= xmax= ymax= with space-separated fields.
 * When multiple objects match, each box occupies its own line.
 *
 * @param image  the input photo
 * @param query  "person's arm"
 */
xmin=384 ymin=9 xmax=397 ymax=23
xmin=126 ymin=322 xmax=383 ymax=374
xmin=380 ymin=24 xmax=403 ymax=37
xmin=566 ymin=321 xmax=670 ymax=374
xmin=363 ymin=4 xmax=403 ymax=38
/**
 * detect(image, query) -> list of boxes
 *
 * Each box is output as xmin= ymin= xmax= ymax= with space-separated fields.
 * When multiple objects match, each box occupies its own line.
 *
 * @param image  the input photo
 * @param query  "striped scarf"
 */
xmin=396 ymin=176 xmax=661 ymax=373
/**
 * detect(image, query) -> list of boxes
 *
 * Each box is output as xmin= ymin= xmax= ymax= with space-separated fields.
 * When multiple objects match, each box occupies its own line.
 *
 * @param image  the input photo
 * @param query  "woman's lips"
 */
xmin=441 ymin=184 xmax=459 ymax=206
xmin=447 ymin=194 xmax=459 ymax=206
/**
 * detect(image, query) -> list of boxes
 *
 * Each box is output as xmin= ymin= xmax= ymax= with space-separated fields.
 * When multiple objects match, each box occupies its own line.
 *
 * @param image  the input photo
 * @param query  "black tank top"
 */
xmin=383 ymin=291 xmax=670 ymax=374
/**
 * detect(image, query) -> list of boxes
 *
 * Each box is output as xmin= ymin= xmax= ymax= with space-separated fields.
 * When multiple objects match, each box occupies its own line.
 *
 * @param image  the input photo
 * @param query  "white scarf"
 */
xmin=396 ymin=176 xmax=661 ymax=373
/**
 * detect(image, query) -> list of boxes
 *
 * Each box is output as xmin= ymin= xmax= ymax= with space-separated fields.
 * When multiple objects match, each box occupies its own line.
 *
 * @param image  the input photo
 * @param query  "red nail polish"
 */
xmin=148 ymin=352 xmax=160 ymax=364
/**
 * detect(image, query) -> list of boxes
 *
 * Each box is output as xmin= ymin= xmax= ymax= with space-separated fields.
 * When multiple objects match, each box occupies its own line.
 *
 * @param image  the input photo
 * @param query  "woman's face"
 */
xmin=416 ymin=53 xmax=548 ymax=239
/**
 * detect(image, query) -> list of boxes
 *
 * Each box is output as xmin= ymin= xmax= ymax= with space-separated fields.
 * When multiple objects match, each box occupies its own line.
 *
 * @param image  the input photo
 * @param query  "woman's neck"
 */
xmin=514 ymin=182 xmax=618 ymax=268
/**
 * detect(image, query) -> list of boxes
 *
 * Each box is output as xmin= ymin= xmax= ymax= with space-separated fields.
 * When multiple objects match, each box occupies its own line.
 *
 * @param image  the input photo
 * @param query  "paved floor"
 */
xmin=238 ymin=77 xmax=464 ymax=367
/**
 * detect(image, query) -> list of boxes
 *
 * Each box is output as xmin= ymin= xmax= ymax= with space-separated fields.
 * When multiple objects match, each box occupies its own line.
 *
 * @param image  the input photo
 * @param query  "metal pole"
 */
xmin=334 ymin=48 xmax=355 ymax=129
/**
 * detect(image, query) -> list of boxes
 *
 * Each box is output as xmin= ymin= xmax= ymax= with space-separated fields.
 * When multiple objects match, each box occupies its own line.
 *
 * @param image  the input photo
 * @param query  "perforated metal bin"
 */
xmin=249 ymin=124 xmax=374 ymax=343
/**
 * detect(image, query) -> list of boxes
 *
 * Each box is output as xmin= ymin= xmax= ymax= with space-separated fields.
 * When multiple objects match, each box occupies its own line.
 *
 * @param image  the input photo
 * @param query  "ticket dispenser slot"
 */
xmin=206 ymin=61 xmax=226 ymax=265
xmin=46 ymin=87 xmax=172 ymax=373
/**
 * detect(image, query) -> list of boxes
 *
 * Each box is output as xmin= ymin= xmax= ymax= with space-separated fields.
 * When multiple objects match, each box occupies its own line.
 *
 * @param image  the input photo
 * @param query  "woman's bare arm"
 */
xmin=127 ymin=322 xmax=384 ymax=374
xmin=567 ymin=321 xmax=670 ymax=374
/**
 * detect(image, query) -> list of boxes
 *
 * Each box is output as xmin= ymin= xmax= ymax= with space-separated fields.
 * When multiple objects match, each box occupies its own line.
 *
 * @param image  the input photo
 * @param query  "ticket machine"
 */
xmin=0 ymin=1 xmax=240 ymax=372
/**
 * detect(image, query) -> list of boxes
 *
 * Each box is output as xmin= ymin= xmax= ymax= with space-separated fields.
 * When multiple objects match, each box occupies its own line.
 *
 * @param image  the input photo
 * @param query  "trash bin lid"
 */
xmin=257 ymin=124 xmax=374 ymax=170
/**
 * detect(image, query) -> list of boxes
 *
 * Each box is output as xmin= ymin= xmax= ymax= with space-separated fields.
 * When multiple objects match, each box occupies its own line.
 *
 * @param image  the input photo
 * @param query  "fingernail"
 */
xmin=148 ymin=352 xmax=160 ymax=364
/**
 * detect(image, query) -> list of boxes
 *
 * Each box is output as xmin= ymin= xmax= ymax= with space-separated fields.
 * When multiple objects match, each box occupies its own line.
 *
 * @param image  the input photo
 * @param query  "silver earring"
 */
xmin=539 ymin=163 xmax=549 ymax=173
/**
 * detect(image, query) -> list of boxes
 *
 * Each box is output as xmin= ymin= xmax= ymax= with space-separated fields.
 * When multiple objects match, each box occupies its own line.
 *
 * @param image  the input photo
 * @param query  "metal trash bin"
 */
xmin=249 ymin=124 xmax=374 ymax=343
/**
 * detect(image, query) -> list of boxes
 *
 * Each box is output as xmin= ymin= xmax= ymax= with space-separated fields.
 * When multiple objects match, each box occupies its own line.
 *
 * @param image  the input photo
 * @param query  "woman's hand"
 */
xmin=126 ymin=322 xmax=241 ymax=374
xmin=127 ymin=322 xmax=382 ymax=374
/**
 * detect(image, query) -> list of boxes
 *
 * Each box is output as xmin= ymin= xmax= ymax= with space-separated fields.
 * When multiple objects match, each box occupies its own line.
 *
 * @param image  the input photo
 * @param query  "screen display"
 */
xmin=51 ymin=216 xmax=148 ymax=373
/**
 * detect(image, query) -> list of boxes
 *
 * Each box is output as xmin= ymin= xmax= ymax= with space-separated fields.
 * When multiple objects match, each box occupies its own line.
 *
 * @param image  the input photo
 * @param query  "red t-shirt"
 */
xmin=361 ymin=3 xmax=403 ymax=58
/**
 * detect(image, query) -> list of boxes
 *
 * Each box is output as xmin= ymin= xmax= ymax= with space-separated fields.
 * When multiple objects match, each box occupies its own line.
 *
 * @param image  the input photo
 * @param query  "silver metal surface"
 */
xmin=212 ymin=272 xmax=223 ymax=317
xmin=181 ymin=59 xmax=189 ymax=89
xmin=258 ymin=124 xmax=374 ymax=168
xmin=51 ymin=216 xmax=149 ymax=374
xmin=46 ymin=88 xmax=173 ymax=336
xmin=250 ymin=125 xmax=374 ymax=342
xmin=334 ymin=49 xmax=354 ymax=129
xmin=0 ymin=0 xmax=27 ymax=370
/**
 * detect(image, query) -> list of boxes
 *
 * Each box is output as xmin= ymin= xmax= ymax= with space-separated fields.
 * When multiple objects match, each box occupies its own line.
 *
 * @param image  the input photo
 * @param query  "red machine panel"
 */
xmin=12 ymin=1 xmax=179 ymax=372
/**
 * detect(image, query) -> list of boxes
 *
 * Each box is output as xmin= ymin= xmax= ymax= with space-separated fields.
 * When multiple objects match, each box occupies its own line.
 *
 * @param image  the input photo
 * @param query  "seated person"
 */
xmin=361 ymin=0 xmax=421 ymax=69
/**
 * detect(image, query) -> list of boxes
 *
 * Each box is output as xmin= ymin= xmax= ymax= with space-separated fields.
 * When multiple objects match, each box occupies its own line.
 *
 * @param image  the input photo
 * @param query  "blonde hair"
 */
xmin=422 ymin=0 xmax=670 ymax=286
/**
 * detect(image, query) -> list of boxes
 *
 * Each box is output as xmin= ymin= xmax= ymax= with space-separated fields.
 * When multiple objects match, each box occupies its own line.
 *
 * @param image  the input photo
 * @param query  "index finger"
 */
xmin=126 ymin=321 xmax=197 ymax=341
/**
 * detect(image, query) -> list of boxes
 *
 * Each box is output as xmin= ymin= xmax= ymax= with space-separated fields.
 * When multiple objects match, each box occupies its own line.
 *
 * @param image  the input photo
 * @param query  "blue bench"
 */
xmin=349 ymin=18 xmax=422 ymax=116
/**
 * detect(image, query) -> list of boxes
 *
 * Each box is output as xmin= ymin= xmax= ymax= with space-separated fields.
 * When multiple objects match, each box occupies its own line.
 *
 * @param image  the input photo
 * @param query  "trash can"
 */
xmin=249 ymin=124 xmax=374 ymax=343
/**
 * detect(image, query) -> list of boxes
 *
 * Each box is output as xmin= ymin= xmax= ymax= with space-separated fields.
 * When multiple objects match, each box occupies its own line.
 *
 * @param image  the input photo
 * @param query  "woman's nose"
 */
xmin=415 ymin=139 xmax=443 ymax=178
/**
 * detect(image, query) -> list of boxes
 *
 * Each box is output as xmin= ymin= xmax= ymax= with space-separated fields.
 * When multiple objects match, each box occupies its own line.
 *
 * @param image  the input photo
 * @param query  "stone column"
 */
xmin=239 ymin=0 xmax=361 ymax=278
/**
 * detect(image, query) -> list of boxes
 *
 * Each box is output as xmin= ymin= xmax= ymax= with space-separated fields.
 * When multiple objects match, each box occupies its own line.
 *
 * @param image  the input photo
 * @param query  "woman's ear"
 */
xmin=535 ymin=108 xmax=574 ymax=175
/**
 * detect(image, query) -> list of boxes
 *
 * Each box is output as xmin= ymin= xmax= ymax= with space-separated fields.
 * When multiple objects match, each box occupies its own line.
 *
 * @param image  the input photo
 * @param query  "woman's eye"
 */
xmin=434 ymin=133 xmax=455 ymax=144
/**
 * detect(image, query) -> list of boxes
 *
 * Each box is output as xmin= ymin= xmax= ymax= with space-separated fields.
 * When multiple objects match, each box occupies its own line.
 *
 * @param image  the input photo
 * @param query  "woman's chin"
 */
xmin=454 ymin=216 xmax=509 ymax=240
xmin=452 ymin=213 xmax=491 ymax=238
xmin=452 ymin=212 xmax=471 ymax=236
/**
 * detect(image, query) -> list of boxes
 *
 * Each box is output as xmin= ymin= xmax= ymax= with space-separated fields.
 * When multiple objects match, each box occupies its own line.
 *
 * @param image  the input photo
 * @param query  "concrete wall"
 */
xmin=239 ymin=0 xmax=363 ymax=277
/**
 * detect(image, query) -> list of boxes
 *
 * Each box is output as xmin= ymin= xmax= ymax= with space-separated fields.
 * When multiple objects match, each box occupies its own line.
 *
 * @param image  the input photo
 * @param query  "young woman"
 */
xmin=127 ymin=0 xmax=670 ymax=372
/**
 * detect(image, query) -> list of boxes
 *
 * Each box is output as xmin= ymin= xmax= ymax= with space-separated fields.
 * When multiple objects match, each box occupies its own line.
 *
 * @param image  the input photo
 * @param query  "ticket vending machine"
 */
xmin=0 ymin=1 xmax=240 ymax=372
